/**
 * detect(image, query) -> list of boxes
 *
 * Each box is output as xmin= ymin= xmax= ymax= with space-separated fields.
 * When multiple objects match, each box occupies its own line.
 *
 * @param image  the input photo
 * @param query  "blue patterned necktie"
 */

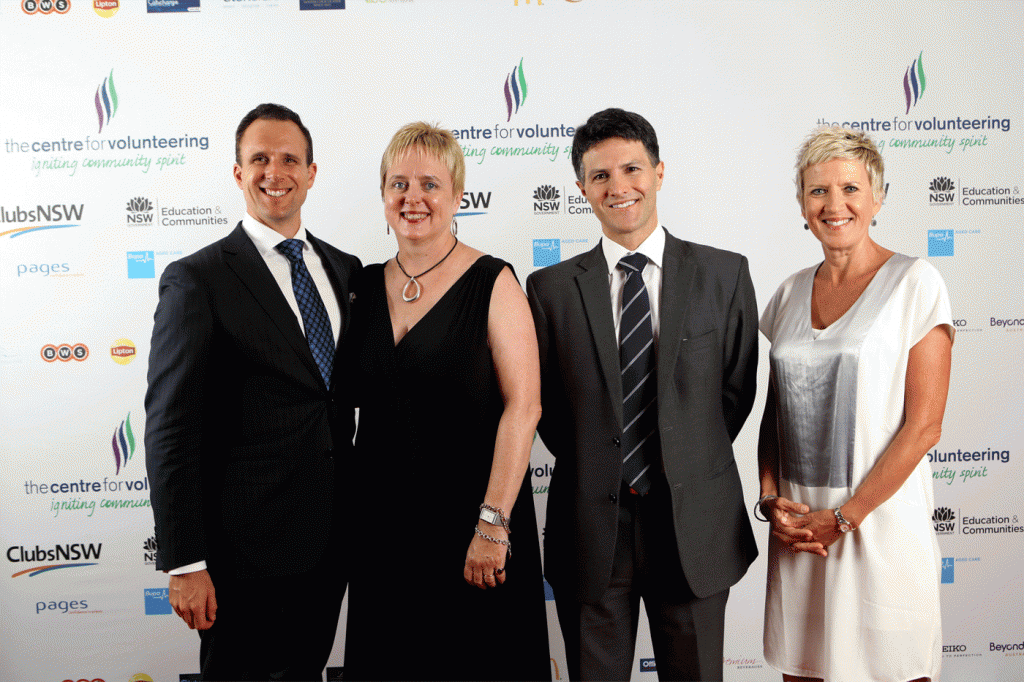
xmin=276 ymin=239 xmax=334 ymax=390
xmin=618 ymin=252 xmax=659 ymax=495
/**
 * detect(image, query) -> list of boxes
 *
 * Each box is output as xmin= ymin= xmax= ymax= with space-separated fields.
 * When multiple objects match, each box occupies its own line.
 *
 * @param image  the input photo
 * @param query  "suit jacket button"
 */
xmin=325 ymin=447 xmax=334 ymax=460
xmin=613 ymin=437 xmax=621 ymax=447
xmin=608 ymin=493 xmax=617 ymax=503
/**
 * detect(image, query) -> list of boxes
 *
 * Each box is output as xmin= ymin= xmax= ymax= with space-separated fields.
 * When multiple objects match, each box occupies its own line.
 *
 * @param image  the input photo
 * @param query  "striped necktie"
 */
xmin=618 ymin=252 xmax=658 ymax=495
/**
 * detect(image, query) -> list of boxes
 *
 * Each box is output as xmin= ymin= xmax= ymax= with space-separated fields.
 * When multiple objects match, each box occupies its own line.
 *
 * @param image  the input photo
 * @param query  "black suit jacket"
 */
xmin=145 ymin=223 xmax=361 ymax=579
xmin=526 ymin=229 xmax=758 ymax=604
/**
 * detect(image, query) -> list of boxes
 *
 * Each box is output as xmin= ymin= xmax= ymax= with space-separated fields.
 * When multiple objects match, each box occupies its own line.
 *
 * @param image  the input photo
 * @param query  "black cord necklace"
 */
xmin=394 ymin=237 xmax=459 ymax=302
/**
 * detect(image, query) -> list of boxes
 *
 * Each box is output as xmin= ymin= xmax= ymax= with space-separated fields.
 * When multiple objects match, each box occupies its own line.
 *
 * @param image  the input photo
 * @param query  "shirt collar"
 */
xmin=240 ymin=213 xmax=309 ymax=258
xmin=601 ymin=225 xmax=666 ymax=275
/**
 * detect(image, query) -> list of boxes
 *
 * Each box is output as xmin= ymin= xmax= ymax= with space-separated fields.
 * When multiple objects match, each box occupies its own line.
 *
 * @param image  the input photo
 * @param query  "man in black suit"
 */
xmin=145 ymin=103 xmax=360 ymax=681
xmin=526 ymin=108 xmax=758 ymax=681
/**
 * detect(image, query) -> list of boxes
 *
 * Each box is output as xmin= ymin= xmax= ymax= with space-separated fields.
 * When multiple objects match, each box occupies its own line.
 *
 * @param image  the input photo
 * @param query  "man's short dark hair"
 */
xmin=571 ymin=108 xmax=660 ymax=182
xmin=235 ymin=103 xmax=314 ymax=166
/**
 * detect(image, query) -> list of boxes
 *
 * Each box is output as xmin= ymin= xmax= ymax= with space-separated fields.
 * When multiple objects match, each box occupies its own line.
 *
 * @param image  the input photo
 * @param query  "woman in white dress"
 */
xmin=757 ymin=126 xmax=954 ymax=682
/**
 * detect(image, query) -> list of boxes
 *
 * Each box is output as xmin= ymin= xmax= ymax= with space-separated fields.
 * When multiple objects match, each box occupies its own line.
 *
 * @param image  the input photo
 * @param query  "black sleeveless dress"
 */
xmin=343 ymin=256 xmax=550 ymax=681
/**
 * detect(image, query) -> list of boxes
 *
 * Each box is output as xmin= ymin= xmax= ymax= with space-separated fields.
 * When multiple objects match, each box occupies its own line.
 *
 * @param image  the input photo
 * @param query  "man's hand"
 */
xmin=169 ymin=569 xmax=217 ymax=630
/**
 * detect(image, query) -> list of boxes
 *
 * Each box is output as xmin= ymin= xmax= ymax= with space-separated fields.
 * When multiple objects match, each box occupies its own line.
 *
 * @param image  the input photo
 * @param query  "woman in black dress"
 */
xmin=343 ymin=122 xmax=551 ymax=681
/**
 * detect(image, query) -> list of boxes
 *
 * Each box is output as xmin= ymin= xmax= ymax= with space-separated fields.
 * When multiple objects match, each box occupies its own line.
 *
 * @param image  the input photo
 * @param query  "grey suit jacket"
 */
xmin=145 ymin=223 xmax=361 ymax=579
xmin=526 ymin=229 xmax=758 ymax=604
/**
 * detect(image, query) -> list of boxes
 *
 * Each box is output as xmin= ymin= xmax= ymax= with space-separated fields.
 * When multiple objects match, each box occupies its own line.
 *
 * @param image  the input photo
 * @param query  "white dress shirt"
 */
xmin=601 ymin=225 xmax=666 ymax=347
xmin=169 ymin=215 xmax=342 ymax=576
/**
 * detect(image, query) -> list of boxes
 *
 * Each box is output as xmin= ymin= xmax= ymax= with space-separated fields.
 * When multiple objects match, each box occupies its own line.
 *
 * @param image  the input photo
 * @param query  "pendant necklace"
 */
xmin=394 ymin=238 xmax=459 ymax=303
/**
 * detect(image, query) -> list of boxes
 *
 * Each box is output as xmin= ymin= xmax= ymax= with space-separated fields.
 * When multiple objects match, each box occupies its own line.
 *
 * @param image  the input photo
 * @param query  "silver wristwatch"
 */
xmin=834 ymin=507 xmax=854 ymax=533
xmin=479 ymin=507 xmax=501 ymax=526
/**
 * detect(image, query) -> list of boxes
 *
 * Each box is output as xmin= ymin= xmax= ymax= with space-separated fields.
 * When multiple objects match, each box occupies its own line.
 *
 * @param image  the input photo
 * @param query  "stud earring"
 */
xmin=803 ymin=223 xmax=809 ymax=230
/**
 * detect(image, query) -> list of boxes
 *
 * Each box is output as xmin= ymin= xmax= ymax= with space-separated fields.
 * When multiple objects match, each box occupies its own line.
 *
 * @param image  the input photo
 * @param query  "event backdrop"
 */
xmin=1 ymin=1 xmax=1022 ymax=680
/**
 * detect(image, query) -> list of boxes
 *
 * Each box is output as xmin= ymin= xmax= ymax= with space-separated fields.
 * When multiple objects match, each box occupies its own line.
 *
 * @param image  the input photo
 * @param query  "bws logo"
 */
xmin=41 ymin=343 xmax=89 ymax=362
xmin=126 ymin=197 xmax=154 ymax=226
xmin=95 ymin=70 xmax=118 ymax=134
xmin=504 ymin=59 xmax=528 ymax=122
xmin=533 ymin=185 xmax=560 ymax=214
xmin=8 ymin=543 xmax=102 ymax=577
xmin=929 ymin=177 xmax=955 ymax=205
xmin=110 ymin=338 xmax=137 ymax=365
xmin=112 ymin=412 xmax=136 ymax=475
xmin=22 ymin=0 xmax=70 ymax=13
xmin=903 ymin=51 xmax=926 ymax=114
xmin=933 ymin=506 xmax=956 ymax=534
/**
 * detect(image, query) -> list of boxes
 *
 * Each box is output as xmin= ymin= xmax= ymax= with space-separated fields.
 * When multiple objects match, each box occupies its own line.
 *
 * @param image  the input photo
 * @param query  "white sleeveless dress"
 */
xmin=760 ymin=253 xmax=952 ymax=682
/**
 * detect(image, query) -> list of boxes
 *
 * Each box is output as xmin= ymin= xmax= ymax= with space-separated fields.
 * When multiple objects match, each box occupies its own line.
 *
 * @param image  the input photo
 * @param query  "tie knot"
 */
xmin=618 ymin=252 xmax=648 ymax=274
xmin=276 ymin=239 xmax=305 ymax=263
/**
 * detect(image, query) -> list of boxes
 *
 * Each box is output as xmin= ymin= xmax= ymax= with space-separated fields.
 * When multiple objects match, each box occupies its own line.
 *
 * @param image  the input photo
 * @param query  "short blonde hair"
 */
xmin=796 ymin=126 xmax=885 ymax=204
xmin=380 ymin=122 xmax=465 ymax=198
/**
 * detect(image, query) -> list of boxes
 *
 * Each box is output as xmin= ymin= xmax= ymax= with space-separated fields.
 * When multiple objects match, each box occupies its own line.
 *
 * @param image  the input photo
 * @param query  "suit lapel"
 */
xmin=658 ymin=231 xmax=696 ymax=388
xmin=576 ymin=242 xmax=624 ymax=428
xmin=221 ymin=223 xmax=323 ymax=385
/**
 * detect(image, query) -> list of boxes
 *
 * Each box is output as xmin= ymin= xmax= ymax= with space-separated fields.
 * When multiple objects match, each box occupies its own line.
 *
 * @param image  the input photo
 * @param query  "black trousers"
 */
xmin=555 ymin=478 xmax=729 ymax=681
xmin=198 ymin=556 xmax=346 ymax=682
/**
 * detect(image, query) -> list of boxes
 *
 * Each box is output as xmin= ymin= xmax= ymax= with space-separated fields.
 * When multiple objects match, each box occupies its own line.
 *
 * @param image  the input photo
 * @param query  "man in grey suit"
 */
xmin=526 ymin=108 xmax=758 ymax=681
xmin=145 ymin=103 xmax=360 ymax=681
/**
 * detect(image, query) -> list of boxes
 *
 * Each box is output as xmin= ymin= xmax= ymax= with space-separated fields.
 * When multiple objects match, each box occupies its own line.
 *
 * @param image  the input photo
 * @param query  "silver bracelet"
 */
xmin=753 ymin=494 xmax=778 ymax=522
xmin=474 ymin=524 xmax=512 ymax=559
xmin=479 ymin=503 xmax=511 ymax=534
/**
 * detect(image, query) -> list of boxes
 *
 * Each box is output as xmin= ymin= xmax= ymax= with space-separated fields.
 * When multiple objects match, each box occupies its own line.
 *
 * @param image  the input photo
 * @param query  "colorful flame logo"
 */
xmin=903 ymin=52 xmax=926 ymax=115
xmin=112 ymin=412 xmax=136 ymax=475
xmin=504 ymin=59 xmax=528 ymax=122
xmin=95 ymin=69 xmax=119 ymax=133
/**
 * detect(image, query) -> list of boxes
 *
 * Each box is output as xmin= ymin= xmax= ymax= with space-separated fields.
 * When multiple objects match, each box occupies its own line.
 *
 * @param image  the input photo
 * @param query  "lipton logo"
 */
xmin=903 ymin=51 xmax=926 ymax=114
xmin=95 ymin=70 xmax=119 ymax=134
xmin=112 ymin=412 xmax=136 ymax=475
xmin=110 ymin=338 xmax=137 ymax=365
xmin=504 ymin=59 xmax=528 ymax=122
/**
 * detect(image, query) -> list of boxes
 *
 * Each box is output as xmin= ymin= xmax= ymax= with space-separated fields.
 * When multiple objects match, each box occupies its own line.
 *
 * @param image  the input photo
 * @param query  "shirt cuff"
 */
xmin=168 ymin=560 xmax=207 ymax=575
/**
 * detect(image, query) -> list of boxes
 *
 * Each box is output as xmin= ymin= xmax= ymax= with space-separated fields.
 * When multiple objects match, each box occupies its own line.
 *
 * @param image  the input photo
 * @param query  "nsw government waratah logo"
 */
xmin=126 ymin=197 xmax=154 ymax=226
xmin=504 ymin=59 xmax=528 ymax=122
xmin=95 ymin=69 xmax=119 ymax=134
xmin=903 ymin=51 xmax=926 ymax=115
xmin=929 ymin=177 xmax=955 ymax=206
xmin=112 ymin=412 xmax=136 ymax=475
xmin=933 ymin=506 xmax=956 ymax=534
xmin=533 ymin=185 xmax=560 ymax=215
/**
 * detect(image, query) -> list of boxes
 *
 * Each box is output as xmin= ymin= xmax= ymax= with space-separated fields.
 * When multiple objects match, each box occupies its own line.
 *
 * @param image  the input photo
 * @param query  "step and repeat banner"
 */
xmin=1 ymin=1 xmax=1021 ymax=680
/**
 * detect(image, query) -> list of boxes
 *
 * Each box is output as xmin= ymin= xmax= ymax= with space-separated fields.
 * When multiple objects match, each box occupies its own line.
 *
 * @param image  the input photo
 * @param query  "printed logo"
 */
xmin=533 ymin=239 xmax=560 ymax=267
xmin=639 ymin=658 xmax=657 ymax=673
xmin=93 ymin=0 xmax=119 ymax=17
xmin=301 ymin=0 xmax=345 ymax=8
xmin=933 ymin=506 xmax=956 ymax=534
xmin=504 ymin=59 xmax=528 ymax=122
xmin=112 ymin=412 xmax=136 ymax=475
xmin=457 ymin=190 xmax=492 ymax=217
xmin=16 ymin=262 xmax=71 ymax=277
xmin=533 ymin=185 xmax=560 ymax=215
xmin=8 ymin=543 xmax=102 ymax=577
xmin=126 ymin=197 xmax=154 ymax=226
xmin=130 ymin=675 xmax=155 ymax=682
xmin=22 ymin=0 xmax=71 ymax=13
xmin=144 ymin=588 xmax=171 ymax=615
xmin=127 ymin=251 xmax=155 ymax=279
xmin=147 ymin=0 xmax=200 ymax=11
xmin=927 ymin=229 xmax=953 ymax=257
xmin=929 ymin=177 xmax=955 ymax=205
xmin=94 ymin=70 xmax=118 ymax=134
xmin=110 ymin=338 xmax=137 ymax=365
xmin=41 ymin=344 xmax=89 ymax=362
xmin=941 ymin=557 xmax=954 ymax=583
xmin=143 ymin=536 xmax=158 ymax=565
xmin=36 ymin=598 xmax=93 ymax=615
xmin=0 ymin=204 xmax=84 ymax=239
xmin=990 ymin=639 xmax=1024 ymax=654
xmin=903 ymin=51 xmax=926 ymax=114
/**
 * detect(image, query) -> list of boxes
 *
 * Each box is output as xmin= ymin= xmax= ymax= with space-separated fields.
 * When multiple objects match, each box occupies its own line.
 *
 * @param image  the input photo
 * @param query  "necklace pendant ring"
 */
xmin=402 ymin=277 xmax=421 ymax=303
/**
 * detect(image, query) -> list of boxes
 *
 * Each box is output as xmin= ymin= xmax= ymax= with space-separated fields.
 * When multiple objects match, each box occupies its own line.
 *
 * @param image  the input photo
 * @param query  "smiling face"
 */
xmin=383 ymin=147 xmax=461 ymax=244
xmin=577 ymin=137 xmax=664 ymax=250
xmin=801 ymin=157 xmax=881 ymax=253
xmin=233 ymin=118 xmax=316 ymax=238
